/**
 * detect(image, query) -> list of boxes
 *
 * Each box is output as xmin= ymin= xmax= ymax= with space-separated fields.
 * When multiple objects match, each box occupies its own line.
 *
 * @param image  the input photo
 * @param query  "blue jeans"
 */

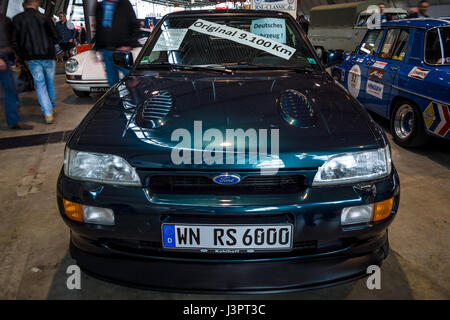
xmin=0 ymin=55 xmax=21 ymax=127
xmin=101 ymin=50 xmax=129 ymax=87
xmin=28 ymin=60 xmax=55 ymax=117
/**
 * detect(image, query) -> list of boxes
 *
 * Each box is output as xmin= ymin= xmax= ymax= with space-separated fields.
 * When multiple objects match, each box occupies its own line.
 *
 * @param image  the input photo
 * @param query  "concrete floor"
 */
xmin=0 ymin=70 xmax=449 ymax=299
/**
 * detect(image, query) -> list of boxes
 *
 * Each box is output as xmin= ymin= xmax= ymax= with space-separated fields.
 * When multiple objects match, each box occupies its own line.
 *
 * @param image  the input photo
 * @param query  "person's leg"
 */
xmin=102 ymin=50 xmax=120 ymax=87
xmin=0 ymin=56 xmax=21 ymax=127
xmin=28 ymin=60 xmax=53 ymax=118
xmin=42 ymin=60 xmax=56 ymax=110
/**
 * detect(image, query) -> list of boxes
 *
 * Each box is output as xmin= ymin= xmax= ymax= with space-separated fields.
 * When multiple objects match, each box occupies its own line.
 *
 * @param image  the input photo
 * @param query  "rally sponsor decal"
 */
xmin=372 ymin=61 xmax=387 ymax=69
xmin=408 ymin=67 xmax=430 ymax=80
xmin=369 ymin=68 xmax=385 ymax=81
xmin=347 ymin=64 xmax=361 ymax=98
xmin=357 ymin=58 xmax=364 ymax=63
xmin=366 ymin=79 xmax=384 ymax=99
xmin=424 ymin=102 xmax=450 ymax=137
xmin=188 ymin=19 xmax=296 ymax=60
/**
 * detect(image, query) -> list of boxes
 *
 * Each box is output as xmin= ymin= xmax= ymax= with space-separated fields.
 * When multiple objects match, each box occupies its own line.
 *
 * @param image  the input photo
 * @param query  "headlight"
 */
xmin=64 ymin=148 xmax=141 ymax=186
xmin=313 ymin=145 xmax=392 ymax=185
xmin=65 ymin=58 xmax=79 ymax=73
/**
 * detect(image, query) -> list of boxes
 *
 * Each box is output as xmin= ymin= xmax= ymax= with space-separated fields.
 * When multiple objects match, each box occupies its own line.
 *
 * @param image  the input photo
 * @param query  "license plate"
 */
xmin=90 ymin=87 xmax=109 ymax=93
xmin=162 ymin=224 xmax=293 ymax=252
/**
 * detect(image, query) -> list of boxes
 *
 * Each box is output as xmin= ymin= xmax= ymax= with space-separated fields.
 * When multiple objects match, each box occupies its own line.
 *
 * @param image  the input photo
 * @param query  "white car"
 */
xmin=65 ymin=29 xmax=150 ymax=97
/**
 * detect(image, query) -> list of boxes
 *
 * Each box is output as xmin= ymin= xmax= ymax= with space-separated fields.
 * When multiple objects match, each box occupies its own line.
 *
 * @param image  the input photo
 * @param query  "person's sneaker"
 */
xmin=52 ymin=107 xmax=57 ymax=114
xmin=44 ymin=115 xmax=54 ymax=124
xmin=11 ymin=122 xmax=34 ymax=130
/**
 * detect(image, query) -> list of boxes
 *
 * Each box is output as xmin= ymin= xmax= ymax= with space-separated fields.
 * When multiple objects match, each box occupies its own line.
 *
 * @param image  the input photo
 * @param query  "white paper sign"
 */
xmin=153 ymin=28 xmax=188 ymax=51
xmin=188 ymin=19 xmax=296 ymax=60
xmin=252 ymin=0 xmax=297 ymax=18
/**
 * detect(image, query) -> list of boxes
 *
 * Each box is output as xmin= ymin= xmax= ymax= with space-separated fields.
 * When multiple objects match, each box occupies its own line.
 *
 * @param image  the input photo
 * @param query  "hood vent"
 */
xmin=136 ymin=90 xmax=174 ymax=129
xmin=279 ymin=89 xmax=316 ymax=128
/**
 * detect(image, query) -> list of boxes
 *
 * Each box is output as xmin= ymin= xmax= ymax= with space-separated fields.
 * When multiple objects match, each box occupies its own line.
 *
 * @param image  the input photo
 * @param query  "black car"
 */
xmin=57 ymin=10 xmax=400 ymax=293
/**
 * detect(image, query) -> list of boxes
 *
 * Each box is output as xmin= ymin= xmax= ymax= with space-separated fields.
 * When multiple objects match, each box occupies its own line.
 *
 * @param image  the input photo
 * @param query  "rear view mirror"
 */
xmin=113 ymin=51 xmax=134 ymax=69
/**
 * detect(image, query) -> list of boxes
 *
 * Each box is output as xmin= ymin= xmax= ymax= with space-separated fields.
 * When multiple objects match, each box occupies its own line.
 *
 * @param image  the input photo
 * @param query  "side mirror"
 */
xmin=322 ymin=50 xmax=345 ymax=68
xmin=113 ymin=51 xmax=134 ymax=69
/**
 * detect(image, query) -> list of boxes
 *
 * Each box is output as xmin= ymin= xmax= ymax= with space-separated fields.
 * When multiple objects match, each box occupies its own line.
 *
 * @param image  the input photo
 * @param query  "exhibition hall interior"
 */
xmin=0 ymin=0 xmax=449 ymax=302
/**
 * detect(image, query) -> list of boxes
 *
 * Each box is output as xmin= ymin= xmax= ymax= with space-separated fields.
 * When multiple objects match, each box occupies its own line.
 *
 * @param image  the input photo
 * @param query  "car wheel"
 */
xmin=390 ymin=100 xmax=429 ymax=147
xmin=332 ymin=69 xmax=341 ymax=82
xmin=73 ymin=90 xmax=90 ymax=97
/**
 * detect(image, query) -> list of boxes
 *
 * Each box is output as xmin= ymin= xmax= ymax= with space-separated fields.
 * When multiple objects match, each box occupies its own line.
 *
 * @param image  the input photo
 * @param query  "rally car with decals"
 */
xmin=331 ymin=18 xmax=450 ymax=147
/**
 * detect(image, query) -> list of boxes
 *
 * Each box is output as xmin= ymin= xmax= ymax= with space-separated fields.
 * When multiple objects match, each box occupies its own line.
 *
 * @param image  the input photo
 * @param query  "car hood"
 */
xmin=69 ymin=70 xmax=385 ymax=170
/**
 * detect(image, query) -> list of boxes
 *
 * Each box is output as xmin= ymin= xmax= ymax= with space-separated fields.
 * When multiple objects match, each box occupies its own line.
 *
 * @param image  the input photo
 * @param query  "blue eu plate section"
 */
xmin=163 ymin=224 xmax=176 ymax=247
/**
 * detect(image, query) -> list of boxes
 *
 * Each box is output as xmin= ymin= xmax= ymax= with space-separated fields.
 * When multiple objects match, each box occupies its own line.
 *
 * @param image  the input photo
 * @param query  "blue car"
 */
xmin=332 ymin=18 xmax=450 ymax=147
xmin=58 ymin=10 xmax=399 ymax=292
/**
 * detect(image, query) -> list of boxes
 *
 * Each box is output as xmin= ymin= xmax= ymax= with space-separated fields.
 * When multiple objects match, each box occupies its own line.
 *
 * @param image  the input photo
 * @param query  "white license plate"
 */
xmin=162 ymin=224 xmax=293 ymax=251
xmin=90 ymin=87 xmax=109 ymax=93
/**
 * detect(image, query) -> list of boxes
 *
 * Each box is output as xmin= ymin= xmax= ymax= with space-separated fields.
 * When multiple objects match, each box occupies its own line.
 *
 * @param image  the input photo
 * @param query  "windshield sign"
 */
xmin=138 ymin=15 xmax=318 ymax=70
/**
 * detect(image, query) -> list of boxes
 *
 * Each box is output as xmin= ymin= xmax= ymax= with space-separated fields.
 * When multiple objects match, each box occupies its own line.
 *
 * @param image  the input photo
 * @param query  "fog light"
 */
xmin=63 ymin=199 xmax=114 ymax=225
xmin=63 ymin=199 xmax=83 ymax=222
xmin=82 ymin=205 xmax=115 ymax=225
xmin=341 ymin=204 xmax=373 ymax=226
xmin=373 ymin=198 xmax=394 ymax=222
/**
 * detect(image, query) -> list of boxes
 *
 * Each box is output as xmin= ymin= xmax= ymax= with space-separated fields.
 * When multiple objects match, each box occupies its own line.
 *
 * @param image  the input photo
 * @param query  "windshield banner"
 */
xmin=188 ymin=19 xmax=296 ymax=60
xmin=251 ymin=0 xmax=297 ymax=18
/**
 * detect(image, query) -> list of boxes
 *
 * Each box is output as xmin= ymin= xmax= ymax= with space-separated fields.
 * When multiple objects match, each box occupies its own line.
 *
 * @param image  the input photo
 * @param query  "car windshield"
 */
xmin=137 ymin=15 xmax=320 ymax=71
xmin=425 ymin=26 xmax=450 ymax=65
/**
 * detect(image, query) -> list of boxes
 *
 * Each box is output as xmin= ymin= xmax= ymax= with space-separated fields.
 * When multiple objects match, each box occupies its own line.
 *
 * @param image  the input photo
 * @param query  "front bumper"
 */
xmin=66 ymin=79 xmax=109 ymax=92
xmin=70 ymin=232 xmax=389 ymax=293
xmin=57 ymin=169 xmax=400 ymax=293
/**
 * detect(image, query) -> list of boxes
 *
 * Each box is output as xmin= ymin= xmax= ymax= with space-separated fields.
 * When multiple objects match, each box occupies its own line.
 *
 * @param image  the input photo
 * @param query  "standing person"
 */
xmin=56 ymin=12 xmax=77 ymax=60
xmin=408 ymin=1 xmax=430 ymax=18
xmin=12 ymin=0 xmax=61 ymax=124
xmin=95 ymin=0 xmax=139 ymax=87
xmin=78 ymin=23 xmax=87 ymax=44
xmin=378 ymin=3 xmax=388 ymax=23
xmin=296 ymin=15 xmax=309 ymax=35
xmin=0 ymin=6 xmax=33 ymax=130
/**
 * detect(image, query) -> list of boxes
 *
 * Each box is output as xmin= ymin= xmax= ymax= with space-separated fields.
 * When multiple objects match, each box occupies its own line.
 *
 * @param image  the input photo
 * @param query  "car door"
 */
xmin=365 ymin=28 xmax=410 ymax=117
xmin=347 ymin=29 xmax=385 ymax=105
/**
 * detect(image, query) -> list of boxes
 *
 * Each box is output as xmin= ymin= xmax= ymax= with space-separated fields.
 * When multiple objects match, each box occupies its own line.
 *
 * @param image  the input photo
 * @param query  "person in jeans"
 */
xmin=12 ymin=0 xmax=60 ymax=124
xmin=0 ymin=8 xmax=33 ymax=130
xmin=95 ymin=0 xmax=139 ymax=87
xmin=56 ymin=12 xmax=77 ymax=60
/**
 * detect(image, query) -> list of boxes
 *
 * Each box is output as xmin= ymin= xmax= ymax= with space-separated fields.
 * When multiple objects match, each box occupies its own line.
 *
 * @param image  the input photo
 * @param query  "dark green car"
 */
xmin=57 ymin=9 xmax=400 ymax=293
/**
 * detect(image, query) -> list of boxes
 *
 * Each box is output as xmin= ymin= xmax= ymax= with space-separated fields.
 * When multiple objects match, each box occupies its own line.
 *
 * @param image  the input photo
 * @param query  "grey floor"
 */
xmin=0 ymin=70 xmax=449 ymax=299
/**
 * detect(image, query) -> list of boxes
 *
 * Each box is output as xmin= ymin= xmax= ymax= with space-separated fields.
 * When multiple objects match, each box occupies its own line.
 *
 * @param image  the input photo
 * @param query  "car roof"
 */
xmin=382 ymin=18 xmax=450 ymax=29
xmin=165 ymin=9 xmax=291 ymax=18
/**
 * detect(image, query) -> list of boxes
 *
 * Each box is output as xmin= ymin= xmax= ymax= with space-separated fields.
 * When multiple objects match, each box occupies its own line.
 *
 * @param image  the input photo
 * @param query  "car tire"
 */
xmin=73 ymin=90 xmax=90 ymax=97
xmin=332 ymin=69 xmax=341 ymax=82
xmin=390 ymin=100 xmax=429 ymax=147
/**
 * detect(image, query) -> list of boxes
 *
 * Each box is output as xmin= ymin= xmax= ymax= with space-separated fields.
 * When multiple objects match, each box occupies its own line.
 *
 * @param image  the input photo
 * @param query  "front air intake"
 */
xmin=279 ymin=89 xmax=316 ymax=128
xmin=136 ymin=90 xmax=174 ymax=128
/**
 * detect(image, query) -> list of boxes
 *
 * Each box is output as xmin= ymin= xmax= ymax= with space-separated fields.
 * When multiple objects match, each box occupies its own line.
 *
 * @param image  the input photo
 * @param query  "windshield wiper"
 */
xmin=227 ymin=62 xmax=315 ymax=73
xmin=139 ymin=62 xmax=233 ymax=74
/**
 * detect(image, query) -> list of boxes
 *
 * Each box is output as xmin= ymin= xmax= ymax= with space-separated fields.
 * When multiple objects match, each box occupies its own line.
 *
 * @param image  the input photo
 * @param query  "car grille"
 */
xmin=148 ymin=174 xmax=307 ymax=195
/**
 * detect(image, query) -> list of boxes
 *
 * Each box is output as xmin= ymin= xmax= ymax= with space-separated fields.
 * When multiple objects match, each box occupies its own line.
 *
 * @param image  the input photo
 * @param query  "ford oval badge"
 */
xmin=212 ymin=174 xmax=241 ymax=185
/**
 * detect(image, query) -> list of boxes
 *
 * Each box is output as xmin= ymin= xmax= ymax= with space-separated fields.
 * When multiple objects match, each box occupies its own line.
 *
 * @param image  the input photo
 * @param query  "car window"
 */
xmin=359 ymin=29 xmax=383 ymax=56
xmin=379 ymin=29 xmax=400 ymax=59
xmin=138 ymin=16 xmax=320 ymax=70
xmin=379 ymin=29 xmax=409 ymax=61
xmin=425 ymin=27 xmax=450 ymax=65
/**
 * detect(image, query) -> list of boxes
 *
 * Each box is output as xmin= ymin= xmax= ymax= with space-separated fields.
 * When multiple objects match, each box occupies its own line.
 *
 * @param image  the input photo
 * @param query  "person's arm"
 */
xmin=126 ymin=0 xmax=140 ymax=48
xmin=11 ymin=17 xmax=24 ymax=62
xmin=47 ymin=17 xmax=61 ymax=44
